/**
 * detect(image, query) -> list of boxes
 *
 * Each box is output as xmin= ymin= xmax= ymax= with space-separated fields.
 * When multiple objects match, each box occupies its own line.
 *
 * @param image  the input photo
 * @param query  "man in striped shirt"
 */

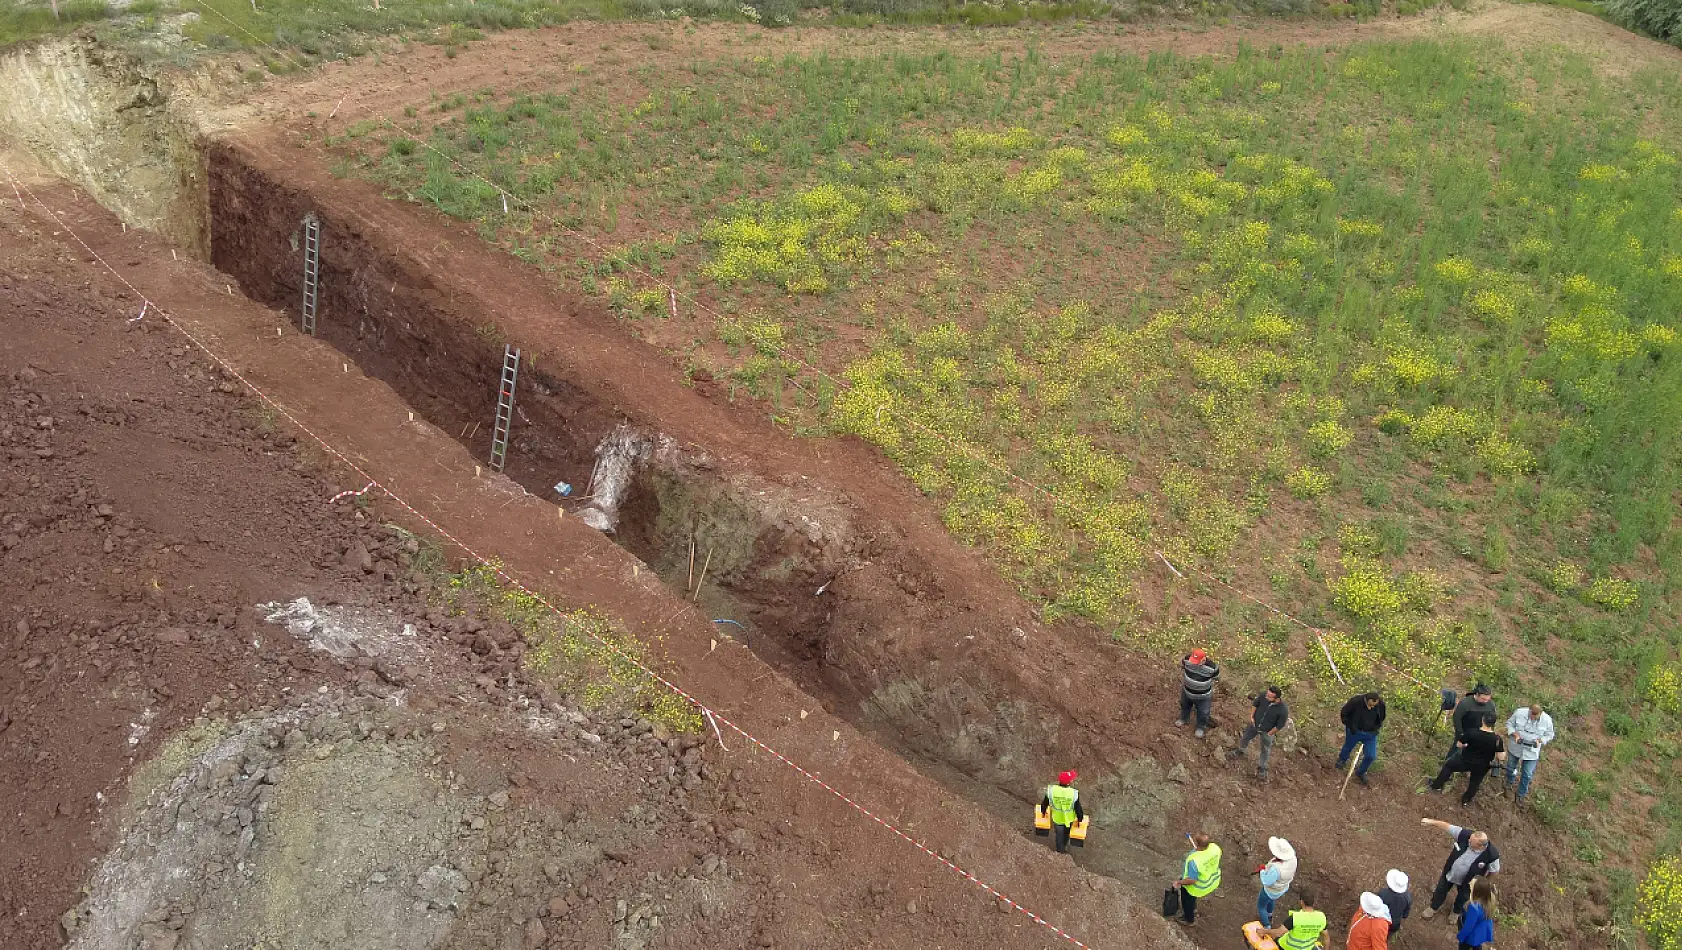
xmin=1177 ymin=648 xmax=1220 ymax=739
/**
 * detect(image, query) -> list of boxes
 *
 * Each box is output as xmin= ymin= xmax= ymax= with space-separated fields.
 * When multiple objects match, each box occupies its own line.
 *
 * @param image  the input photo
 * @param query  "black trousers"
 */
xmin=1430 ymin=759 xmax=1492 ymax=804
xmin=1052 ymin=822 xmax=1071 ymax=853
xmin=1180 ymin=888 xmax=1198 ymax=923
xmin=1430 ymin=875 xmax=1473 ymax=915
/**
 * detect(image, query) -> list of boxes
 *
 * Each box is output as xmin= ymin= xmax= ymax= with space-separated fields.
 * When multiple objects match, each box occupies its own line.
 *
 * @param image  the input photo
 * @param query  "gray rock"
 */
xmin=137 ymin=924 xmax=180 ymax=950
xmin=415 ymin=865 xmax=469 ymax=911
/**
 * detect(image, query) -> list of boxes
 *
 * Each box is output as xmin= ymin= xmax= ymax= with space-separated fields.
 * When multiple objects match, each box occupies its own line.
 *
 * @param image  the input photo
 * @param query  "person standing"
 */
xmin=1347 ymin=892 xmax=1392 ymax=950
xmin=1446 ymin=684 xmax=1496 ymax=758
xmin=1503 ymin=702 xmax=1556 ymax=805
xmin=1230 ymin=685 xmax=1287 ymax=781
xmin=1255 ymin=836 xmax=1297 ymax=928
xmin=1418 ymin=819 xmax=1500 ymax=919
xmin=1039 ymin=770 xmax=1084 ymax=854
xmin=1172 ymin=832 xmax=1222 ymax=926
xmin=1430 ymin=713 xmax=1505 ymax=804
xmin=1377 ymin=869 xmax=1411 ymax=937
xmin=1455 ymin=878 xmax=1497 ymax=950
xmin=1336 ymin=692 xmax=1387 ymax=786
xmin=1177 ymin=648 xmax=1220 ymax=738
xmin=1262 ymin=887 xmax=1328 ymax=950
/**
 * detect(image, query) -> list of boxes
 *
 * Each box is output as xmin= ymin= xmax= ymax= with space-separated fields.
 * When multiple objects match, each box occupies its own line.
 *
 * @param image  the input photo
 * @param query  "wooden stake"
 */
xmin=687 ymin=538 xmax=696 ymax=592
xmin=692 ymin=547 xmax=713 ymax=603
xmin=1338 ymin=751 xmax=1360 ymax=801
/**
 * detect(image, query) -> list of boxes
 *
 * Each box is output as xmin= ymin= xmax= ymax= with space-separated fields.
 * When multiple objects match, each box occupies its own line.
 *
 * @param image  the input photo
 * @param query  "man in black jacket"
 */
xmin=1228 ymin=686 xmax=1287 ymax=781
xmin=1336 ymin=692 xmax=1387 ymax=787
xmin=1429 ymin=713 xmax=1506 ymax=804
xmin=1378 ymin=869 xmax=1411 ymax=936
xmin=1446 ymin=684 xmax=1496 ymax=759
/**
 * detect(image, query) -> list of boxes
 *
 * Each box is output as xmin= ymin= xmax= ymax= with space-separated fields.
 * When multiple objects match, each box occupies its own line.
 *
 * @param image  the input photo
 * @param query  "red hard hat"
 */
xmin=1188 ymin=648 xmax=1207 ymax=664
xmin=1058 ymin=770 xmax=1078 ymax=785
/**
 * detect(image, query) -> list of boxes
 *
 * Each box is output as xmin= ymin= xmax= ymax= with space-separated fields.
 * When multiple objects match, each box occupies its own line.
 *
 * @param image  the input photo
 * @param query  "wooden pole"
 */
xmin=692 ymin=548 xmax=713 ymax=603
xmin=1338 ymin=751 xmax=1360 ymax=801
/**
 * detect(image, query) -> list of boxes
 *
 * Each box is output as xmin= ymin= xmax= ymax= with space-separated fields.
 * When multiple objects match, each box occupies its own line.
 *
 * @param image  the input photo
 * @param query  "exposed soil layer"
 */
xmin=0 ymin=37 xmax=211 ymax=254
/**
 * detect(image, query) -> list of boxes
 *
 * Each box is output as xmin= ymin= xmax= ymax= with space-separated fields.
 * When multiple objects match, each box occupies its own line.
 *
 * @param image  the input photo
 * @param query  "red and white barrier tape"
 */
xmin=2 ymin=163 xmax=1100 ymax=950
xmin=329 ymin=481 xmax=377 ymax=504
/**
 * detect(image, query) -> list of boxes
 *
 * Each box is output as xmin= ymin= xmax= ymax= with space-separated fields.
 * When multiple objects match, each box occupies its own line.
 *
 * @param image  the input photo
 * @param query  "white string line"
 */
xmin=2 ymin=162 xmax=1101 ymax=950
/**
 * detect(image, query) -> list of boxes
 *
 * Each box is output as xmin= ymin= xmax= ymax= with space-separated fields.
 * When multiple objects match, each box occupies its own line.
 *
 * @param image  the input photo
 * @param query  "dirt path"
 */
xmin=220 ymin=0 xmax=1682 ymax=130
xmin=0 ymin=172 xmax=1185 ymax=950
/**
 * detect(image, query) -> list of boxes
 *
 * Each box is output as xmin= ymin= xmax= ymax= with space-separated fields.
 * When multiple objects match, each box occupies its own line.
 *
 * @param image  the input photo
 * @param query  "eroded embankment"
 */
xmin=0 ymin=37 xmax=208 ymax=256
xmin=203 ymin=140 xmax=1187 ymax=889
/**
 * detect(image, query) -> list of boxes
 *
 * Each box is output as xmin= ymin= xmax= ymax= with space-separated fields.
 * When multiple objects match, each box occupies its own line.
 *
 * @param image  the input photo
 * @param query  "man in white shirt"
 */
xmin=1503 ymin=702 xmax=1556 ymax=805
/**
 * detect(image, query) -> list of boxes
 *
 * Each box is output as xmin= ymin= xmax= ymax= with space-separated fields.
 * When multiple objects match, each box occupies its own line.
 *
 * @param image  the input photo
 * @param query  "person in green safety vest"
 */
xmin=1172 ymin=833 xmax=1222 ymax=926
xmin=1263 ymin=887 xmax=1329 ymax=950
xmin=1039 ymin=770 xmax=1085 ymax=853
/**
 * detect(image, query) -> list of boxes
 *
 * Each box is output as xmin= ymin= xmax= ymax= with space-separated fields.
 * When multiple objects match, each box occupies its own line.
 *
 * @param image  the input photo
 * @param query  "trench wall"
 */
xmin=0 ymin=37 xmax=207 ymax=256
xmin=205 ymin=141 xmax=619 ymax=495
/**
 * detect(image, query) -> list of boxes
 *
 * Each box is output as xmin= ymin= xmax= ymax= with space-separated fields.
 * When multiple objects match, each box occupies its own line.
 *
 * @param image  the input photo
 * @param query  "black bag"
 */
xmin=1161 ymin=885 xmax=1180 ymax=918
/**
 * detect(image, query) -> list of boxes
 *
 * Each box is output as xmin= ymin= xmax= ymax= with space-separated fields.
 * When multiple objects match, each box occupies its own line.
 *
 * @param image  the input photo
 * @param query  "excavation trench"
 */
xmin=205 ymin=143 xmax=876 ymax=718
xmin=203 ymin=142 xmax=1203 ymax=906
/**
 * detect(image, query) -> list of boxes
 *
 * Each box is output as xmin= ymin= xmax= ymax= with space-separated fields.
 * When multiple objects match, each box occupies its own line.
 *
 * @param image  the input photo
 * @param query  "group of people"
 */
xmin=1159 ymin=820 xmax=1501 ymax=949
xmin=1029 ymin=651 xmax=1559 ymax=947
xmin=1179 ymin=649 xmax=1557 ymax=806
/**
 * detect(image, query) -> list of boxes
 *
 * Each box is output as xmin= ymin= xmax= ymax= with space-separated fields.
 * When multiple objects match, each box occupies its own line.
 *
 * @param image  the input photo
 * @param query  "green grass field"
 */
xmin=1 ymin=0 xmax=1371 ymax=59
xmin=338 ymin=35 xmax=1682 ymax=938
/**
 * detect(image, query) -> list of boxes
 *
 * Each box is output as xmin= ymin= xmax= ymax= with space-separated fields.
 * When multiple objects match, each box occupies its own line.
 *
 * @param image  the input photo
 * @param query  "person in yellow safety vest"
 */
xmin=1263 ymin=887 xmax=1329 ymax=950
xmin=1039 ymin=770 xmax=1085 ymax=853
xmin=1172 ymin=832 xmax=1222 ymax=926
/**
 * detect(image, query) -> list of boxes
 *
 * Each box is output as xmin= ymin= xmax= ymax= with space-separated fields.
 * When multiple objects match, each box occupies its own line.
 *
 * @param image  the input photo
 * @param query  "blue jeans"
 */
xmin=1179 ymin=693 xmax=1212 ymax=729
xmin=1338 ymin=729 xmax=1379 ymax=776
xmin=1257 ymin=889 xmax=1280 ymax=927
xmin=1505 ymin=756 xmax=1538 ymax=800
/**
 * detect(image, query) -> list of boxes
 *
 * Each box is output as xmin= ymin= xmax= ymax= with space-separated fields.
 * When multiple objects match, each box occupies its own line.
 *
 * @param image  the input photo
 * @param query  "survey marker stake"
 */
xmin=490 ymin=344 xmax=521 ymax=473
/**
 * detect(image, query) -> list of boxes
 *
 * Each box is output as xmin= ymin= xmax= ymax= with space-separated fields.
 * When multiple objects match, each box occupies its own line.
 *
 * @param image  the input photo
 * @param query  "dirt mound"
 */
xmin=61 ymin=685 xmax=724 ymax=950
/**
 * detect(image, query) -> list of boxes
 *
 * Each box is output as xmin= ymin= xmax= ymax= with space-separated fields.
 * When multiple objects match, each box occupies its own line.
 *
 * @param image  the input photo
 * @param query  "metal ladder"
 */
xmin=300 ymin=213 xmax=320 ymax=336
xmin=490 ymin=344 xmax=521 ymax=473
